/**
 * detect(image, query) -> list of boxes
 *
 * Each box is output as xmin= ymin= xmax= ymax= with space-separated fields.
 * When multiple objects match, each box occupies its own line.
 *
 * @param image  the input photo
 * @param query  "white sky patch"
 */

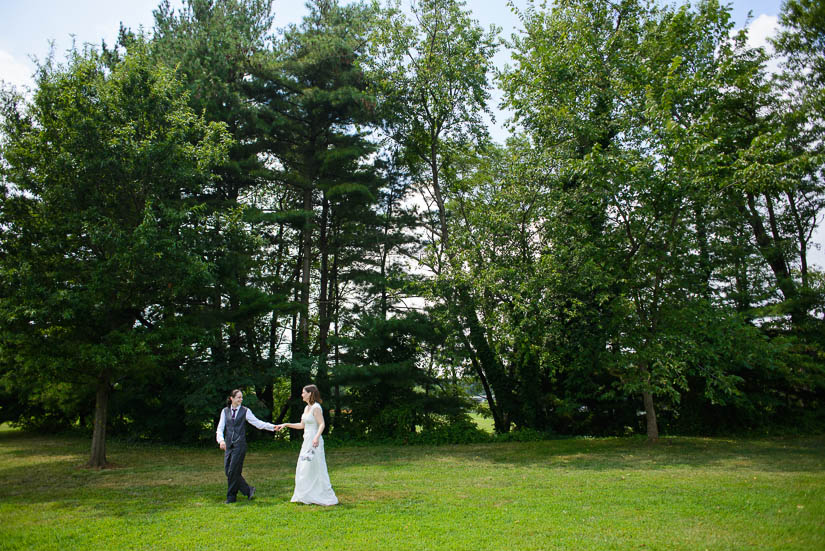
xmin=0 ymin=49 xmax=34 ymax=90
xmin=737 ymin=14 xmax=782 ymax=76
xmin=745 ymin=14 xmax=779 ymax=50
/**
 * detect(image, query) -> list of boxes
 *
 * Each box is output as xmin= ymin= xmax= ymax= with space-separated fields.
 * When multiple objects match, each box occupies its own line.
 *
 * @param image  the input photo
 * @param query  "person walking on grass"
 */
xmin=275 ymin=384 xmax=338 ymax=506
xmin=217 ymin=389 xmax=276 ymax=504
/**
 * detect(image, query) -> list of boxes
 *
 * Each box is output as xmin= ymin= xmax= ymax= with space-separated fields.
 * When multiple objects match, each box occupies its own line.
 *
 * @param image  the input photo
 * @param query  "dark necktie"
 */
xmin=232 ymin=408 xmax=237 ymax=420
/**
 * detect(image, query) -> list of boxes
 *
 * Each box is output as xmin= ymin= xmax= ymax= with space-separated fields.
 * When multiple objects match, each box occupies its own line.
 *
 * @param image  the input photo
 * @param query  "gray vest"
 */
xmin=223 ymin=406 xmax=248 ymax=448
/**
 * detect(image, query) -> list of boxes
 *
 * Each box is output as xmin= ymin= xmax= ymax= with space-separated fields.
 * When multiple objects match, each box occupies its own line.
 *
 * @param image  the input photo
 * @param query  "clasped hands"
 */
xmin=274 ymin=424 xmax=319 ymax=447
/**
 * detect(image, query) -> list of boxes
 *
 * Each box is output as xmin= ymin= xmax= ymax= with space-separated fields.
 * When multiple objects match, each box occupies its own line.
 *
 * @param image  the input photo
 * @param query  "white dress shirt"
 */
xmin=216 ymin=406 xmax=275 ymax=444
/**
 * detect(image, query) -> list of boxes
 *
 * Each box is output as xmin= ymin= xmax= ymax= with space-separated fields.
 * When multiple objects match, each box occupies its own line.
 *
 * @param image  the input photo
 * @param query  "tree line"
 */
xmin=1 ymin=0 xmax=823 ymax=467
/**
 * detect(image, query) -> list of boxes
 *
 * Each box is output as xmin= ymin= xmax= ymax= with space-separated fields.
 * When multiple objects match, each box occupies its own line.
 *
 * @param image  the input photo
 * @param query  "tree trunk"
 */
xmin=424 ymin=135 xmax=512 ymax=433
xmin=642 ymin=391 xmax=659 ymax=442
xmin=740 ymin=192 xmax=803 ymax=325
xmin=457 ymin=286 xmax=514 ymax=432
xmin=332 ymin=247 xmax=341 ymax=430
xmin=210 ymin=216 xmax=226 ymax=371
xmin=87 ymin=374 xmax=111 ymax=468
xmin=291 ymin=207 xmax=311 ymax=440
xmin=317 ymin=196 xmax=331 ymax=431
xmin=263 ymin=301 xmax=280 ymax=421
xmin=458 ymin=328 xmax=505 ymax=433
xmin=430 ymin=138 xmax=449 ymax=249
xmin=694 ymin=202 xmax=712 ymax=298
xmin=298 ymin=185 xmax=313 ymax=354
xmin=785 ymin=191 xmax=810 ymax=289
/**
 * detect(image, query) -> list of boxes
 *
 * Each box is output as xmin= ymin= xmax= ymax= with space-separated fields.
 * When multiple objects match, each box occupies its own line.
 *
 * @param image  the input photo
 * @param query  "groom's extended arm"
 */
xmin=245 ymin=409 xmax=275 ymax=432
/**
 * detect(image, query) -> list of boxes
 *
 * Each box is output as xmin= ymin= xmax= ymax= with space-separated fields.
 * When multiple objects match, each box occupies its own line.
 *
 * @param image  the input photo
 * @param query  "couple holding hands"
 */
xmin=216 ymin=384 xmax=338 ymax=506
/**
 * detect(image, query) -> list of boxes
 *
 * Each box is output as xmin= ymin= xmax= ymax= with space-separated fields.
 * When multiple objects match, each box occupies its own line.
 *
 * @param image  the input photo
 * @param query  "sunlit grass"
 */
xmin=469 ymin=412 xmax=495 ymax=433
xmin=1 ymin=428 xmax=823 ymax=550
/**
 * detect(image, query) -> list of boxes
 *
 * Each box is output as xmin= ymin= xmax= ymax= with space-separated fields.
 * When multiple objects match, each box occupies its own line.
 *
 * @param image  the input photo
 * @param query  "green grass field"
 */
xmin=1 ymin=427 xmax=823 ymax=550
xmin=469 ymin=412 xmax=495 ymax=433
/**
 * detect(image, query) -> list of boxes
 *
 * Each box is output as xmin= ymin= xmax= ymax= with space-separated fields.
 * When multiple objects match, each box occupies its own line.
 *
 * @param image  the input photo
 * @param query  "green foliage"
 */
xmin=149 ymin=0 xmax=286 ymax=429
xmin=2 ymin=0 xmax=823 ymax=445
xmin=490 ymin=0 xmax=825 ymax=438
xmin=333 ymin=311 xmax=465 ymax=440
xmin=0 ymin=38 xmax=232 ymax=461
xmin=412 ymin=416 xmax=491 ymax=444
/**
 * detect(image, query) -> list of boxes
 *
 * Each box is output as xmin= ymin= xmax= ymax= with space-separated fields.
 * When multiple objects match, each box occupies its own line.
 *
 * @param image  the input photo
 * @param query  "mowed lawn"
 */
xmin=1 ymin=426 xmax=823 ymax=551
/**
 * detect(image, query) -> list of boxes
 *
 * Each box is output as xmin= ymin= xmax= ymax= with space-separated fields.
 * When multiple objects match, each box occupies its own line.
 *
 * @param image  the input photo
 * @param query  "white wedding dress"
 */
xmin=291 ymin=402 xmax=338 ymax=506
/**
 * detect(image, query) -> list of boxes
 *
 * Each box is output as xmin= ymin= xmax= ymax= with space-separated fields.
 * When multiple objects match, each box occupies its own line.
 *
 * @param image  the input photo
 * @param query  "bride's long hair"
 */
xmin=304 ymin=385 xmax=322 ymax=405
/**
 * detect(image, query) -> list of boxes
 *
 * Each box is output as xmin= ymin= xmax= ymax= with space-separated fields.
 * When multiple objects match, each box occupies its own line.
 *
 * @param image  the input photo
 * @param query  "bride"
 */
xmin=275 ymin=384 xmax=338 ymax=506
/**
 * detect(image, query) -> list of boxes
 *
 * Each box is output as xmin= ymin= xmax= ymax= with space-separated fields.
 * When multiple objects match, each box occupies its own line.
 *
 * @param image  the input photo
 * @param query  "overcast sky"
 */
xmin=1 ymin=0 xmax=819 ymax=265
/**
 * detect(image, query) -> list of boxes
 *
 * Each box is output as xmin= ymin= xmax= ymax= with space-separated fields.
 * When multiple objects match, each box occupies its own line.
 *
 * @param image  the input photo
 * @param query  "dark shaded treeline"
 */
xmin=0 ymin=0 xmax=822 ymax=466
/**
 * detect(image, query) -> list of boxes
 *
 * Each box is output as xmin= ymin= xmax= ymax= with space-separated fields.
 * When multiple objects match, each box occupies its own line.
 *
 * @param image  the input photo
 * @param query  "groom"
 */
xmin=216 ymin=389 xmax=275 ymax=503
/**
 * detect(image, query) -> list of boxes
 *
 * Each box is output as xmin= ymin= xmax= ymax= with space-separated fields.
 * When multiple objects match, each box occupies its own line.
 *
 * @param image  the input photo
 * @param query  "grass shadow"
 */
xmin=328 ymin=435 xmax=825 ymax=473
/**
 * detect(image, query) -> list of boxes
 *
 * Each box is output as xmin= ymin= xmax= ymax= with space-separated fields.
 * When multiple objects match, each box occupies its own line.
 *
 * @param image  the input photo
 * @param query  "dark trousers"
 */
xmin=224 ymin=445 xmax=251 ymax=501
